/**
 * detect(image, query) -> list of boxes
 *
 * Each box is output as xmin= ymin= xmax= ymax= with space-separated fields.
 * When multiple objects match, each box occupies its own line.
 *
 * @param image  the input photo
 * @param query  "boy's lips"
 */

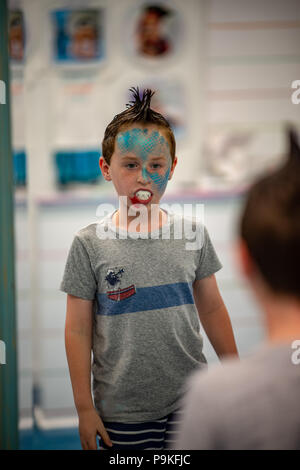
xmin=130 ymin=189 xmax=153 ymax=204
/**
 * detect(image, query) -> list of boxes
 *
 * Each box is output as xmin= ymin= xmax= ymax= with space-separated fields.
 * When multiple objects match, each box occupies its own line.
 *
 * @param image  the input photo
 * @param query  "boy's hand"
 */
xmin=78 ymin=408 xmax=113 ymax=450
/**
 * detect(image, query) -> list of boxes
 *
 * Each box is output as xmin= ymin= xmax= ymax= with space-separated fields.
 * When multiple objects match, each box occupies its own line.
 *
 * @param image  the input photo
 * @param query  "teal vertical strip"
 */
xmin=0 ymin=0 xmax=19 ymax=450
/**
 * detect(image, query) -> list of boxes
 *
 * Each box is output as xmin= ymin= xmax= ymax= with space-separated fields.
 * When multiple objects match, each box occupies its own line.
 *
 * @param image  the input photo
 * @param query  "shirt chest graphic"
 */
xmin=105 ymin=265 xmax=136 ymax=301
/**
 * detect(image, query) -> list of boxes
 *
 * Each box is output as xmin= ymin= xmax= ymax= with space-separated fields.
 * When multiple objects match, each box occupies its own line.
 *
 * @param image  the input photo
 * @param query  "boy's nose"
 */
xmin=137 ymin=166 xmax=151 ymax=184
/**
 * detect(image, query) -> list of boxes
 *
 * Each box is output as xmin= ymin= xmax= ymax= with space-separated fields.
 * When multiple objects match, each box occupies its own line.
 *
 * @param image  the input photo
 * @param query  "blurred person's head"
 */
xmin=238 ymin=128 xmax=300 ymax=305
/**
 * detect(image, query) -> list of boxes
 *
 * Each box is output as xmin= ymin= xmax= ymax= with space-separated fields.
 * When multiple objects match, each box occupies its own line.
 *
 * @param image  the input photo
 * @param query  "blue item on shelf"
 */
xmin=55 ymin=150 xmax=102 ymax=185
xmin=13 ymin=150 xmax=26 ymax=186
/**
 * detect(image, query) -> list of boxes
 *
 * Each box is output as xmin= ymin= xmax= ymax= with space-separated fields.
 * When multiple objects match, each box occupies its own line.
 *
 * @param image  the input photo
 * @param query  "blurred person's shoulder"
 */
xmin=177 ymin=343 xmax=300 ymax=450
xmin=184 ymin=343 xmax=297 ymax=406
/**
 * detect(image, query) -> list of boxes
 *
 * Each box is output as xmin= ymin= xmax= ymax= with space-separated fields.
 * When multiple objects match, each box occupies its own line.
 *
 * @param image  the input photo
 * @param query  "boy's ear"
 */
xmin=168 ymin=156 xmax=178 ymax=180
xmin=99 ymin=156 xmax=112 ymax=181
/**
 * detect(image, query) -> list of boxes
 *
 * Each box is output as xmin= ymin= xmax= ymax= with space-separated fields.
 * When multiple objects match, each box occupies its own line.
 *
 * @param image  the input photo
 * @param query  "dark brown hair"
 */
xmin=240 ymin=128 xmax=300 ymax=298
xmin=102 ymin=87 xmax=176 ymax=165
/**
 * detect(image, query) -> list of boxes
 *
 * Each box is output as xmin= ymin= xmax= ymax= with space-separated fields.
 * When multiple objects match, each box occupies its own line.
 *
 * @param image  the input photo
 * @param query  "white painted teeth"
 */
xmin=136 ymin=190 xmax=151 ymax=200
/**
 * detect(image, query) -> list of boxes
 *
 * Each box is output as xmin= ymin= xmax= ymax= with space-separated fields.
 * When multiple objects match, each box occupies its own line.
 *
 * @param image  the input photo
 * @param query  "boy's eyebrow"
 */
xmin=120 ymin=155 xmax=140 ymax=161
xmin=121 ymin=155 xmax=166 ymax=161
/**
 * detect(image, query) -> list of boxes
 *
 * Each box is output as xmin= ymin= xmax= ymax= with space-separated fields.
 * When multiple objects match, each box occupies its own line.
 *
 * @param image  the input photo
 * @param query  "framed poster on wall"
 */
xmin=9 ymin=9 xmax=25 ymax=63
xmin=120 ymin=0 xmax=184 ymax=64
xmin=51 ymin=9 xmax=105 ymax=63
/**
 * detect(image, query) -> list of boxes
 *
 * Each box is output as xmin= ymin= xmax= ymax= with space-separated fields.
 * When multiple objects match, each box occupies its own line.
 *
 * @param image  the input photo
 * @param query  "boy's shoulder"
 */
xmin=169 ymin=210 xmax=205 ymax=226
xmin=74 ymin=211 xmax=115 ymax=245
xmin=170 ymin=210 xmax=207 ymax=236
xmin=74 ymin=222 xmax=99 ymax=244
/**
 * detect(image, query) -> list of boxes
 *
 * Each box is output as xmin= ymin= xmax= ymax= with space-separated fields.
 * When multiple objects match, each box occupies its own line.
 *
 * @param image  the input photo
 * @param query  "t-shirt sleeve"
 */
xmin=60 ymin=235 xmax=97 ymax=300
xmin=195 ymin=226 xmax=222 ymax=280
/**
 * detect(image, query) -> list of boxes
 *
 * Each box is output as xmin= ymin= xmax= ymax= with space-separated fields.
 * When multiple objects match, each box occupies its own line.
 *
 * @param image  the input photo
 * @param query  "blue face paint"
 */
xmin=117 ymin=128 xmax=169 ymax=162
xmin=116 ymin=128 xmax=172 ymax=193
xmin=150 ymin=166 xmax=171 ymax=192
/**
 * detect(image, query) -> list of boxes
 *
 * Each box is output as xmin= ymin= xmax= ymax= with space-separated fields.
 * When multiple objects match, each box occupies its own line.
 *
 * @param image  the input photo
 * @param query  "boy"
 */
xmin=61 ymin=87 xmax=238 ymax=450
xmin=173 ymin=129 xmax=300 ymax=450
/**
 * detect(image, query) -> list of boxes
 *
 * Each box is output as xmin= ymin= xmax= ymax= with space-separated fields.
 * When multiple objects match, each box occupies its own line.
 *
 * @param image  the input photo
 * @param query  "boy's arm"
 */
xmin=193 ymin=274 xmax=239 ymax=360
xmin=65 ymin=294 xmax=112 ymax=449
xmin=65 ymin=294 xmax=94 ymax=412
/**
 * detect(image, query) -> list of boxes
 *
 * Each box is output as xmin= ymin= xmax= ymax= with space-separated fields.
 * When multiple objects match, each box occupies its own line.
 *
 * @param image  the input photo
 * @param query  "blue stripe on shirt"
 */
xmin=96 ymin=282 xmax=194 ymax=316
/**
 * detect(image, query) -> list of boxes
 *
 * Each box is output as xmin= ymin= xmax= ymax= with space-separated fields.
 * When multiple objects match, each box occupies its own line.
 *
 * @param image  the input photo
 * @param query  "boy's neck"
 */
xmin=112 ymin=205 xmax=168 ymax=233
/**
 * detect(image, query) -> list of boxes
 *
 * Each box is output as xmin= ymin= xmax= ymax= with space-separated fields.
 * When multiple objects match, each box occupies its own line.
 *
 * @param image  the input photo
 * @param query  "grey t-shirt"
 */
xmin=60 ymin=209 xmax=222 ymax=422
xmin=172 ymin=342 xmax=300 ymax=450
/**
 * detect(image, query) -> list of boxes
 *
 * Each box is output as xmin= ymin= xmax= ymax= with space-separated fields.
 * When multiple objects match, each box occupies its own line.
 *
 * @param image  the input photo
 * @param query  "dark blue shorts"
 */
xmin=98 ymin=409 xmax=183 ymax=450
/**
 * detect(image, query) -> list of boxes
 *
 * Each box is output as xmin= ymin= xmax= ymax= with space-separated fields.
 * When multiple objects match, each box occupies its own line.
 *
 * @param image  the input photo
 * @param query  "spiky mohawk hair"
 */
xmin=240 ymin=126 xmax=300 ymax=298
xmin=125 ymin=87 xmax=155 ymax=117
xmin=102 ymin=86 xmax=176 ymax=165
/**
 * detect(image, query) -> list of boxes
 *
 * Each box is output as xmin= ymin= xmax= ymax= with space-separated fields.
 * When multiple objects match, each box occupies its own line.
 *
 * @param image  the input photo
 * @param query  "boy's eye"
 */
xmin=151 ymin=163 xmax=161 ymax=169
xmin=124 ymin=162 xmax=162 ymax=169
xmin=126 ymin=163 xmax=138 ymax=168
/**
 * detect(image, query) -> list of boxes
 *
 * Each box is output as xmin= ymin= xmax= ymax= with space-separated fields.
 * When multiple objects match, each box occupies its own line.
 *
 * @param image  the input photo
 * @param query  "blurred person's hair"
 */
xmin=102 ymin=87 xmax=176 ymax=165
xmin=240 ymin=127 xmax=300 ymax=299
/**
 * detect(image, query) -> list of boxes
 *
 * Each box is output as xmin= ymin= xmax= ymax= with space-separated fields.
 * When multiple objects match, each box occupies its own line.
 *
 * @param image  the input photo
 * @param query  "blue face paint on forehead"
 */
xmin=116 ymin=128 xmax=171 ymax=162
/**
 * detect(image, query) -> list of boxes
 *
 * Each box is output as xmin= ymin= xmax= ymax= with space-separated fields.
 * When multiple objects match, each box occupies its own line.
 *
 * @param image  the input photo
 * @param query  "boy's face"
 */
xmin=100 ymin=124 xmax=177 ymax=211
